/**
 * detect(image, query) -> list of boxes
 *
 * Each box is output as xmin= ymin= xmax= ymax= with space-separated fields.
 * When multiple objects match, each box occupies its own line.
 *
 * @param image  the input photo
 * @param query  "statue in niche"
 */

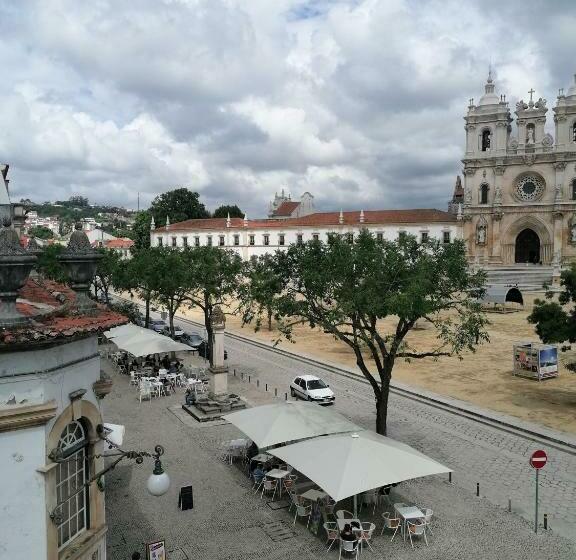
xmin=526 ymin=126 xmax=536 ymax=145
xmin=476 ymin=222 xmax=487 ymax=244
xmin=494 ymin=185 xmax=502 ymax=204
xmin=555 ymin=184 xmax=563 ymax=202
xmin=571 ymin=220 xmax=576 ymax=244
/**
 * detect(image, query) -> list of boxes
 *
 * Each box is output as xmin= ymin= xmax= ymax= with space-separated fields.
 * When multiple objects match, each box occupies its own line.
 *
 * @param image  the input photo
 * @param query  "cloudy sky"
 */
xmin=0 ymin=0 xmax=574 ymax=216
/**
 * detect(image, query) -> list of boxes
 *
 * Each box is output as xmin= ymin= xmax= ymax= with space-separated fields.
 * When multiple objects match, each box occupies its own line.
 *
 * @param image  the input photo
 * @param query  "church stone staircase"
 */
xmin=481 ymin=265 xmax=554 ymax=292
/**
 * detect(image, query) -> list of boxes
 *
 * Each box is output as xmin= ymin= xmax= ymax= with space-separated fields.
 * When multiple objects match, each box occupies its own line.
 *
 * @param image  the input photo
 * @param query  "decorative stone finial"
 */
xmin=165 ymin=215 xmax=170 ymax=229
xmin=150 ymin=215 xmax=155 ymax=231
xmin=243 ymin=214 xmax=248 ymax=227
xmin=359 ymin=210 xmax=365 ymax=224
xmin=339 ymin=210 xmax=344 ymax=224
xmin=226 ymin=213 xmax=231 ymax=228
xmin=0 ymin=220 xmax=37 ymax=326
xmin=59 ymin=224 xmax=103 ymax=313
xmin=456 ymin=203 xmax=463 ymax=221
xmin=211 ymin=305 xmax=226 ymax=329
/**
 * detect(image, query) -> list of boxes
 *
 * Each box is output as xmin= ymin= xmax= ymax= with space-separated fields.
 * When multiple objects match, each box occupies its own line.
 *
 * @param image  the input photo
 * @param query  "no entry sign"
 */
xmin=530 ymin=450 xmax=548 ymax=469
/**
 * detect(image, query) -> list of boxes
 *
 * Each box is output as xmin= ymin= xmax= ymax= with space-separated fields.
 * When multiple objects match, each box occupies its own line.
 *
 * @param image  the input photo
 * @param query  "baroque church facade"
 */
xmin=461 ymin=72 xmax=576 ymax=266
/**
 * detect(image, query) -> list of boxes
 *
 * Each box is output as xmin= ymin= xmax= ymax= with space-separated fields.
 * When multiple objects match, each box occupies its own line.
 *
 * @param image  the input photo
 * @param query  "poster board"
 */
xmin=147 ymin=540 xmax=166 ymax=560
xmin=513 ymin=343 xmax=558 ymax=380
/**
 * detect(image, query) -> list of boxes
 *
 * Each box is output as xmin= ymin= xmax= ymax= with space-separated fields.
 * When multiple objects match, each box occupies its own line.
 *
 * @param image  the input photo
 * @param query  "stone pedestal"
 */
xmin=208 ymin=306 xmax=229 ymax=400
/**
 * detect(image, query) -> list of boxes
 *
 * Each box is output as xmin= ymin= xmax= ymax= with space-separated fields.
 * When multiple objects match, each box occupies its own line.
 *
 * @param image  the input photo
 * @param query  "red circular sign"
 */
xmin=530 ymin=450 xmax=547 ymax=469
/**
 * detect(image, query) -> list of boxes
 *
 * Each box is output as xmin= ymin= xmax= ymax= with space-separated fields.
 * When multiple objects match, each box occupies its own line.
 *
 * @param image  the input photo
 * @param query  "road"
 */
xmin=113 ymin=296 xmax=576 ymax=540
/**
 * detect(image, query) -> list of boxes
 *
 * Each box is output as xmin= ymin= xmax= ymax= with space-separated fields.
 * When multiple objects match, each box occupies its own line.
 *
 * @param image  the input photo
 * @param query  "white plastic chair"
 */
xmin=139 ymin=381 xmax=152 ymax=403
xmin=339 ymin=539 xmax=359 ymax=560
xmin=421 ymin=508 xmax=433 ymax=534
xmin=358 ymin=522 xmax=376 ymax=552
xmin=323 ymin=522 xmax=339 ymax=551
xmin=261 ymin=478 xmax=278 ymax=501
xmin=293 ymin=503 xmax=312 ymax=528
xmin=336 ymin=509 xmax=354 ymax=520
xmin=406 ymin=520 xmax=428 ymax=548
xmin=380 ymin=512 xmax=400 ymax=541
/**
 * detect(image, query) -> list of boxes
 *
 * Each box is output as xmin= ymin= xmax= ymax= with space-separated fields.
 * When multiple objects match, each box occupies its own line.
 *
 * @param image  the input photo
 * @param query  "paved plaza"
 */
xmin=105 ymin=331 xmax=576 ymax=559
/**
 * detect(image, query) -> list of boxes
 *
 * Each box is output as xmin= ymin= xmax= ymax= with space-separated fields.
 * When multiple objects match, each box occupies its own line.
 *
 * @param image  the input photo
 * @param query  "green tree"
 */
xmin=241 ymin=231 xmax=488 ymax=435
xmin=150 ymin=188 xmax=209 ymax=225
xmin=212 ymin=204 xmax=244 ymax=219
xmin=113 ymin=248 xmax=158 ymax=327
xmin=528 ymin=264 xmax=576 ymax=343
xmin=28 ymin=226 xmax=54 ymax=239
xmin=148 ymin=248 xmax=196 ymax=336
xmin=132 ymin=211 xmax=152 ymax=251
xmin=92 ymin=249 xmax=123 ymax=304
xmin=36 ymin=244 xmax=67 ymax=283
xmin=108 ymin=299 xmax=141 ymax=324
xmin=186 ymin=247 xmax=243 ymax=363
xmin=239 ymin=254 xmax=285 ymax=331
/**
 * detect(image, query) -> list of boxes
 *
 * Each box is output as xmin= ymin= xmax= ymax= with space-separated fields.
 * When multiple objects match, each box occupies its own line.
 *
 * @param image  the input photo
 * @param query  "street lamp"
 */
xmin=48 ymin=425 xmax=170 ymax=524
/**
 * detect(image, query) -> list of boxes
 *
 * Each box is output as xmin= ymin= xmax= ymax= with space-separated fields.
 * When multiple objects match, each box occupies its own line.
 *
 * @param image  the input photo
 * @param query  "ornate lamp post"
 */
xmin=0 ymin=217 xmax=36 ymax=327
xmin=59 ymin=223 xmax=103 ymax=312
xmin=48 ymin=425 xmax=170 ymax=524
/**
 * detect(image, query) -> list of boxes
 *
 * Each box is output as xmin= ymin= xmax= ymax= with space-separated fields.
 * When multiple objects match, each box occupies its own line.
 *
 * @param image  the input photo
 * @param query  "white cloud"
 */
xmin=0 ymin=0 xmax=573 ymax=215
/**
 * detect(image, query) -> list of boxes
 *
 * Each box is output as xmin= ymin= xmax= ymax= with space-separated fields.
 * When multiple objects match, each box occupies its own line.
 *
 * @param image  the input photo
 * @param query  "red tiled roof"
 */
xmin=91 ymin=238 xmax=135 ymax=249
xmin=271 ymin=201 xmax=300 ymax=217
xmin=0 ymin=278 xmax=127 ymax=348
xmin=154 ymin=209 xmax=456 ymax=232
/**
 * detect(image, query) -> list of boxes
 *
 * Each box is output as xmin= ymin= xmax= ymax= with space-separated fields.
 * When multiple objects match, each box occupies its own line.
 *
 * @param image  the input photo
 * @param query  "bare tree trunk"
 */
xmin=144 ymin=291 xmax=151 ymax=328
xmin=267 ymin=306 xmax=272 ymax=331
xmin=169 ymin=300 xmax=175 ymax=337
xmin=375 ymin=380 xmax=390 ymax=436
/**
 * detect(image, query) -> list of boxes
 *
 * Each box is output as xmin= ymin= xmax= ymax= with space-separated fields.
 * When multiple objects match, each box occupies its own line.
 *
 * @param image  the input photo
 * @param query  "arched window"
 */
xmin=480 ymin=183 xmax=489 ymax=204
xmin=572 ymin=122 xmax=576 ymax=143
xmin=481 ymin=129 xmax=491 ymax=151
xmin=56 ymin=421 xmax=89 ymax=548
xmin=572 ymin=179 xmax=576 ymax=201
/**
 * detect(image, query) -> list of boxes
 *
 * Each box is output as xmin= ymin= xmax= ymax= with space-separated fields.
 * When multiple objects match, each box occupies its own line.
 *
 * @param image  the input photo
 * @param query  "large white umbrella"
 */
xmin=111 ymin=329 xmax=160 ymax=348
xmin=223 ymin=401 xmax=360 ymax=449
xmin=116 ymin=335 xmax=191 ymax=357
xmin=269 ymin=430 xmax=451 ymax=512
xmin=104 ymin=323 xmax=148 ymax=338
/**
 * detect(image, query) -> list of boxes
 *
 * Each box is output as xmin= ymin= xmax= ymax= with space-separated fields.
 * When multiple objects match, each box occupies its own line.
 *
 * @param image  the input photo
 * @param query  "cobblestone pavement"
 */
xmin=219 ymin=333 xmax=576 ymax=541
xmin=104 ymin=346 xmax=576 ymax=558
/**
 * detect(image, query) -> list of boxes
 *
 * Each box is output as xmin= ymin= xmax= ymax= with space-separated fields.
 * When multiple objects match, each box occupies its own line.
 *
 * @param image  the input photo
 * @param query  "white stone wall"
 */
xmin=152 ymin=222 xmax=461 ymax=260
xmin=0 ymin=337 xmax=104 ymax=560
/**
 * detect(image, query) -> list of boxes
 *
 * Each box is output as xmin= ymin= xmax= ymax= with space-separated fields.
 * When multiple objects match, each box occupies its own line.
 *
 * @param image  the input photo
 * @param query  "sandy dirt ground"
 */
xmin=127 ymin=293 xmax=576 ymax=435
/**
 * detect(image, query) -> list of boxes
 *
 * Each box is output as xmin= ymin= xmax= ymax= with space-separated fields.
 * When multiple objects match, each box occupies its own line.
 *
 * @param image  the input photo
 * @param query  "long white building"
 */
xmin=151 ymin=207 xmax=461 ymax=260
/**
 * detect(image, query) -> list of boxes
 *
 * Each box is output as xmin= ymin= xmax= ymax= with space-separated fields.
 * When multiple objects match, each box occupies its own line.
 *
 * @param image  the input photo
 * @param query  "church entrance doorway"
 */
xmin=515 ymin=229 xmax=540 ymax=263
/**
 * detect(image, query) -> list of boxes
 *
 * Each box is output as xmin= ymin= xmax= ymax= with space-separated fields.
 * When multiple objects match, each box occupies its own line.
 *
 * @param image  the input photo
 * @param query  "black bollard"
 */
xmin=476 ymin=483 xmax=480 ymax=497
xmin=543 ymin=514 xmax=548 ymax=530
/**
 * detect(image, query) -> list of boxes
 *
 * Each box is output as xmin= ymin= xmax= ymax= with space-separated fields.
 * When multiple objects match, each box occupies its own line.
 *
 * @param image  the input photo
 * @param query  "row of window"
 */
xmin=480 ymin=123 xmax=576 ymax=153
xmin=477 ymin=179 xmax=576 ymax=204
xmin=157 ymin=231 xmax=451 ymax=247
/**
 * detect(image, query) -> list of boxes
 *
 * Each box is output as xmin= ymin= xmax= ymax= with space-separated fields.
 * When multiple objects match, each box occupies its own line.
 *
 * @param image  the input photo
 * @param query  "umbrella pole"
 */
xmin=353 ymin=494 xmax=357 ymax=518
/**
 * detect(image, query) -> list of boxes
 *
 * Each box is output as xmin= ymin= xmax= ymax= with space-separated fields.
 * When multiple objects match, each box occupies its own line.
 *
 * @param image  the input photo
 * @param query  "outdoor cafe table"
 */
xmin=394 ymin=505 xmax=425 ymax=539
xmin=300 ymin=489 xmax=328 ymax=502
xmin=265 ymin=468 xmax=290 ymax=496
xmin=251 ymin=453 xmax=272 ymax=464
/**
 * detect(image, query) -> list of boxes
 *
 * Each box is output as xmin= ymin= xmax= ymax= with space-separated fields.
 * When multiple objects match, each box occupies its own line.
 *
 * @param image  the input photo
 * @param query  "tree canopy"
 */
xmin=528 ymin=264 xmax=576 ymax=343
xmin=131 ymin=211 xmax=153 ymax=251
xmin=36 ymin=244 xmax=67 ymax=283
xmin=92 ymin=248 xmax=123 ymax=303
xmin=150 ymin=188 xmax=209 ymax=226
xmin=239 ymin=231 xmax=489 ymax=435
xmin=28 ymin=226 xmax=54 ymax=239
xmin=212 ymin=204 xmax=244 ymax=219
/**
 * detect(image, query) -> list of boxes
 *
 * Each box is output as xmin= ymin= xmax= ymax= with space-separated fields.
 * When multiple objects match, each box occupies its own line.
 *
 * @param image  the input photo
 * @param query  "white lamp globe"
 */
xmin=147 ymin=470 xmax=170 ymax=496
xmin=147 ymin=453 xmax=170 ymax=497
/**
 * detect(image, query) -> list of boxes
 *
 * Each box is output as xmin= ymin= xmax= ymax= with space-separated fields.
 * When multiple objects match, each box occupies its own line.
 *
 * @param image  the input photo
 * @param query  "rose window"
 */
xmin=515 ymin=175 xmax=545 ymax=201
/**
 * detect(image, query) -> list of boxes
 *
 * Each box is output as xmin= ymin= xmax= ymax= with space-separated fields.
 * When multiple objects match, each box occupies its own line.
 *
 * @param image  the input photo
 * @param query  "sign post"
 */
xmin=529 ymin=450 xmax=547 ymax=533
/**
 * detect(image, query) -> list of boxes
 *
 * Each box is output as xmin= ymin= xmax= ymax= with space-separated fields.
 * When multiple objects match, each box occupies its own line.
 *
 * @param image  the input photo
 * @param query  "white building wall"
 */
xmin=0 ymin=426 xmax=48 ymax=560
xmin=0 ymin=337 xmax=104 ymax=560
xmin=154 ymin=222 xmax=461 ymax=260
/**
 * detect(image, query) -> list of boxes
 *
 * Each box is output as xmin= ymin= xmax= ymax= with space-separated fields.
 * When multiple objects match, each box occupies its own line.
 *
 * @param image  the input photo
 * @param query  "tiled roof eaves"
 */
xmin=154 ymin=209 xmax=457 ymax=232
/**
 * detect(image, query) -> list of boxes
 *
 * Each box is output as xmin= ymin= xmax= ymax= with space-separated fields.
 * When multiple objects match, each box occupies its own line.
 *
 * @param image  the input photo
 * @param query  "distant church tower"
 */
xmin=461 ymin=71 xmax=576 ymax=267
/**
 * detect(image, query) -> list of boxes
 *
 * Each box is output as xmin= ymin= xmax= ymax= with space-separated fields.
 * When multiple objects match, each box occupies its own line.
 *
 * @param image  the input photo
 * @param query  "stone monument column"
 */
xmin=209 ymin=305 xmax=229 ymax=400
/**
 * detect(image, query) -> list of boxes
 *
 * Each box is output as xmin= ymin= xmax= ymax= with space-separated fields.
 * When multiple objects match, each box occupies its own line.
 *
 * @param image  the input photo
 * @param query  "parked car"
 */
xmin=290 ymin=375 xmax=335 ymax=405
xmin=180 ymin=333 xmax=205 ymax=349
xmin=149 ymin=319 xmax=167 ymax=333
xmin=161 ymin=325 xmax=185 ymax=339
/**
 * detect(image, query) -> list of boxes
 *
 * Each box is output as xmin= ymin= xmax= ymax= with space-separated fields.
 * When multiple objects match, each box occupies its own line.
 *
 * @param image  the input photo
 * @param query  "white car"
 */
xmin=290 ymin=375 xmax=335 ymax=405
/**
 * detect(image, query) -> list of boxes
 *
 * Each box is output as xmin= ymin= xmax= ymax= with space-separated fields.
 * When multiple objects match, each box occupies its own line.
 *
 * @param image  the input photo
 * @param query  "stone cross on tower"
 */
xmin=528 ymin=88 xmax=535 ymax=105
